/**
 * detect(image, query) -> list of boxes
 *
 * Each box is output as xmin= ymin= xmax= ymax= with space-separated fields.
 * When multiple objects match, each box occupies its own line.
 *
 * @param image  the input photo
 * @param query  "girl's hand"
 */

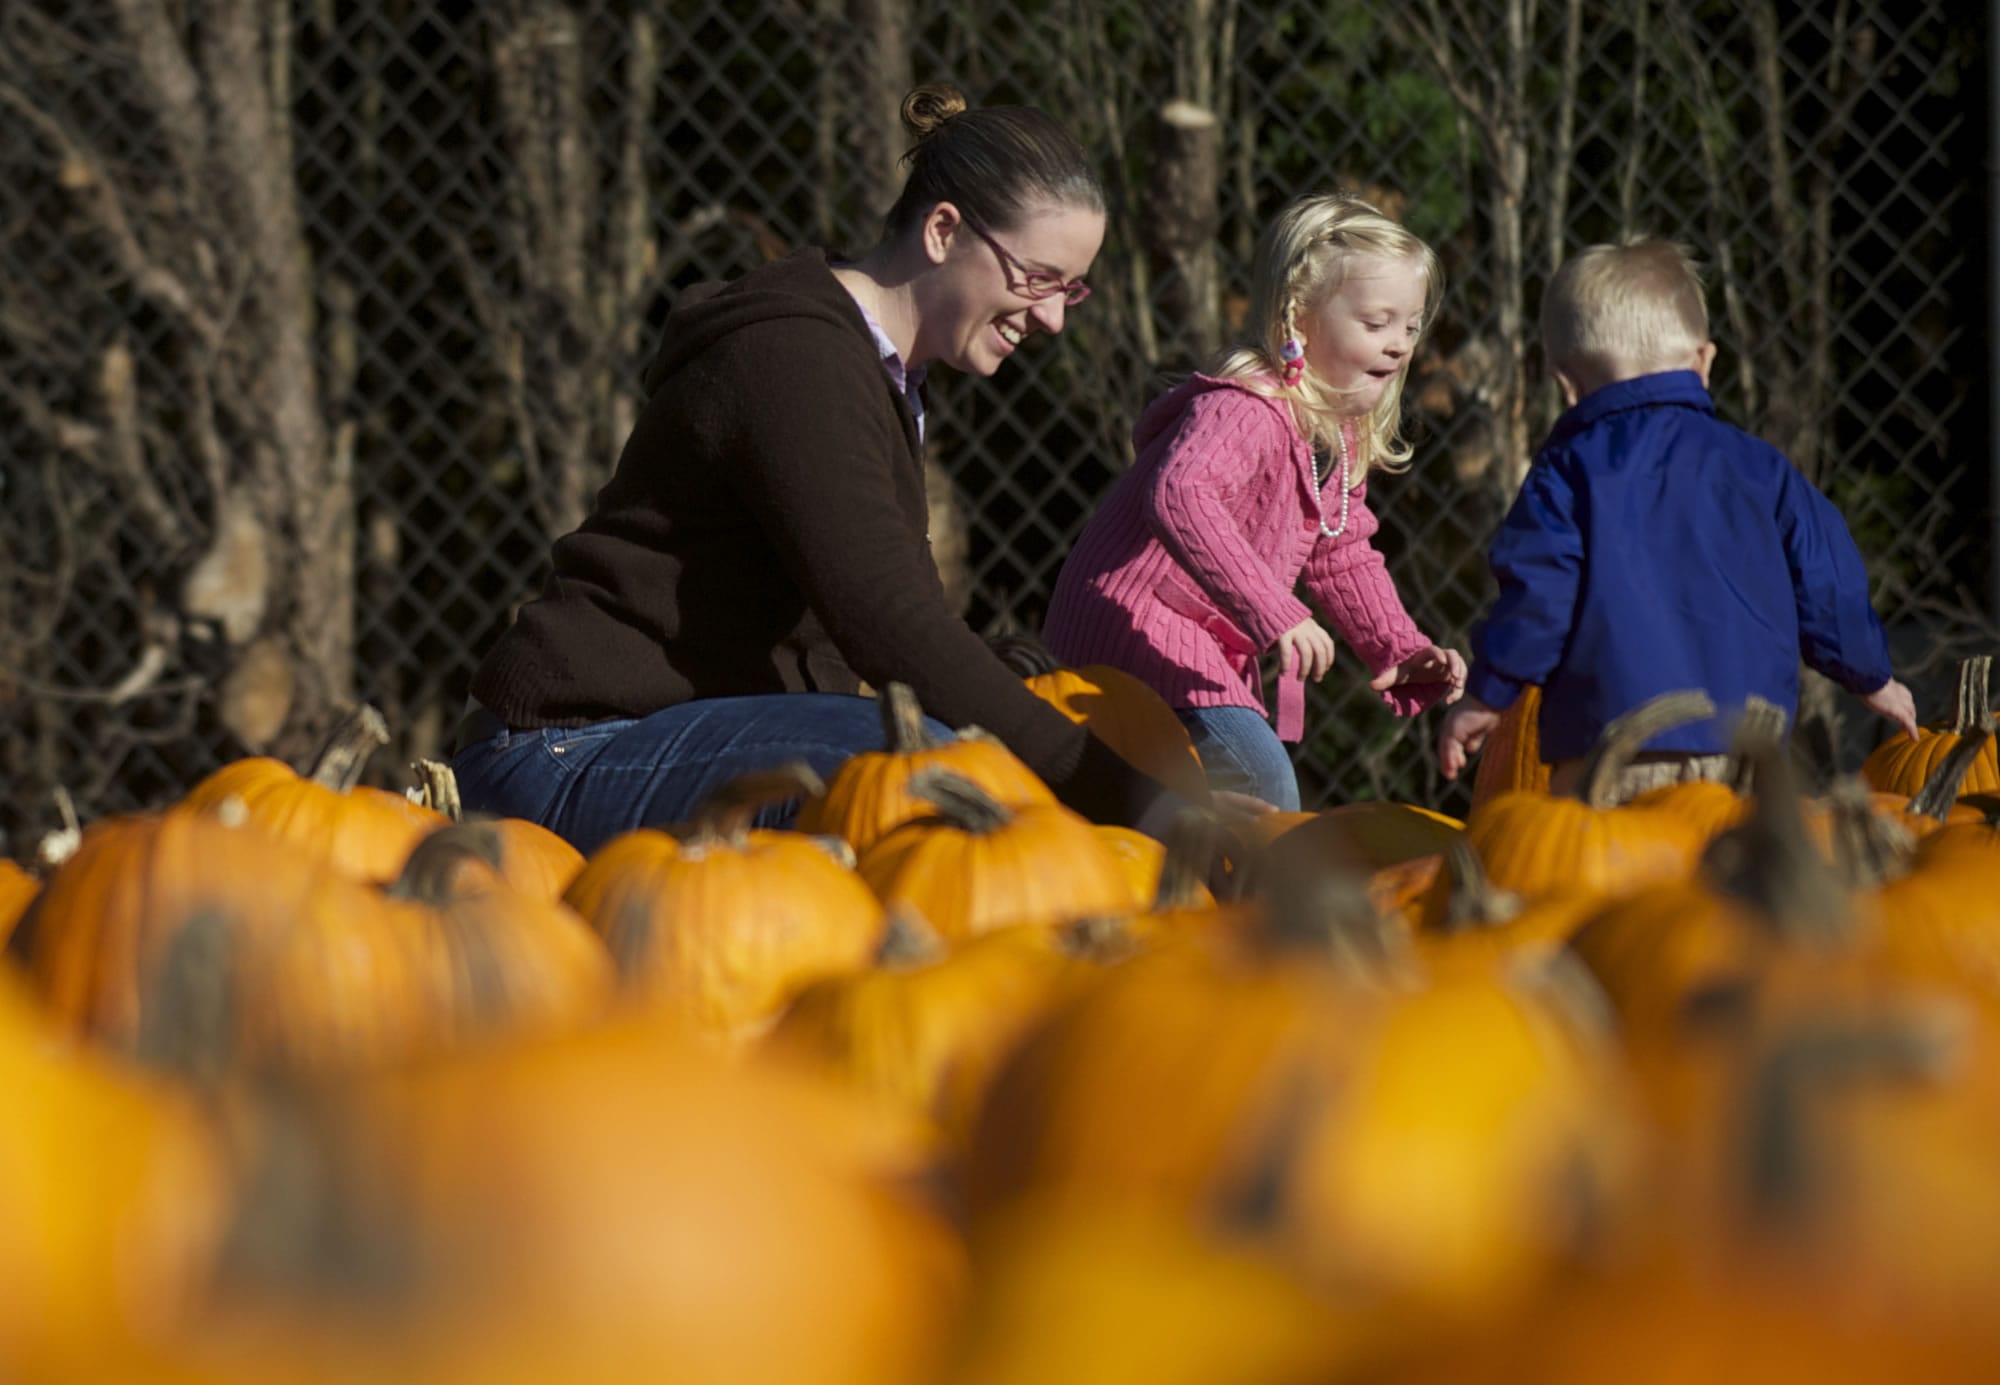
xmin=1368 ymin=645 xmax=1467 ymax=703
xmin=1276 ymin=618 xmax=1337 ymax=682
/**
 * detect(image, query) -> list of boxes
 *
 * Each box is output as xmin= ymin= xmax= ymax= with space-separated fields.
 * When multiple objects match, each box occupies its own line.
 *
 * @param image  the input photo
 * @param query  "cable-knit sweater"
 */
xmin=1043 ymin=374 xmax=1444 ymax=741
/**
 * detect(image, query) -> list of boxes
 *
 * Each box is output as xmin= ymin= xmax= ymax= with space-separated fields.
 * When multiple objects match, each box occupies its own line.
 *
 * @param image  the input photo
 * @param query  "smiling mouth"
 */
xmin=996 ymin=322 xmax=1024 ymax=347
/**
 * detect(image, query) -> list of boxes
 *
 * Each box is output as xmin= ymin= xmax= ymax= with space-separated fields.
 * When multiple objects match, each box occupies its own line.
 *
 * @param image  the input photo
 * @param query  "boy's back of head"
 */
xmin=1541 ymin=239 xmax=1713 ymax=400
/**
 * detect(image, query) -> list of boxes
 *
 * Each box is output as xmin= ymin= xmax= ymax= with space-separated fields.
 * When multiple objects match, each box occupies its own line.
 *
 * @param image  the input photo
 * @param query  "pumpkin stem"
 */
xmin=1154 ymin=808 xmax=1221 ymax=910
xmin=876 ymin=905 xmax=948 ymax=968
xmin=1725 ymin=697 xmax=1790 ymax=796
xmin=986 ymin=632 xmax=1064 ymax=679
xmin=34 ymin=785 xmax=85 ymax=871
xmin=1436 ymin=836 xmax=1524 ymax=935
xmin=1260 ymin=851 xmax=1410 ymax=983
xmin=307 ymin=705 xmax=391 ymax=793
xmin=213 ymin=1091 xmax=415 ymax=1300
xmin=1825 ymin=777 xmax=1916 ymax=890
xmin=1701 ymin=737 xmax=1852 ymax=947
xmin=388 ymin=822 xmax=505 ymax=904
xmin=408 ymin=758 xmax=464 ymax=822
xmin=880 ymin=683 xmax=944 ymax=754
xmin=1741 ymin=1004 xmax=1965 ymax=1230
xmin=1576 ymin=690 xmax=1718 ymax=808
xmin=1059 ymin=914 xmax=1143 ymax=962
xmin=1950 ymin=655 xmax=1994 ymax=736
xmin=134 ymin=908 xmax=238 ymax=1083
xmin=804 ymin=834 xmax=858 ymax=870
xmin=1509 ymin=949 xmax=1617 ymax=1040
xmin=683 ymin=763 xmax=828 ymax=847
xmin=1906 ymin=728 xmax=1993 ymax=824
xmin=906 ymin=767 xmax=1015 ymax=835
xmin=604 ymin=894 xmax=658 ymax=982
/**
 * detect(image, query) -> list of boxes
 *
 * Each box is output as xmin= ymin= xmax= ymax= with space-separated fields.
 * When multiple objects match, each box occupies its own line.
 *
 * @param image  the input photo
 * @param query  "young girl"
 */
xmin=1042 ymin=192 xmax=1466 ymax=811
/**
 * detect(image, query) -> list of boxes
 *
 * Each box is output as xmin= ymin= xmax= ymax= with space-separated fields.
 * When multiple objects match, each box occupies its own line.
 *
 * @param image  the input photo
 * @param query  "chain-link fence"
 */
xmin=1 ymin=0 xmax=1990 ymax=846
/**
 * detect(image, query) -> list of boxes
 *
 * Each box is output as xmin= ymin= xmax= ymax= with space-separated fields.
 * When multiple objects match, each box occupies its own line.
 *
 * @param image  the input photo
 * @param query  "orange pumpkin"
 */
xmin=1570 ymin=736 xmax=1864 ymax=1054
xmin=1410 ymin=839 xmax=1603 ymax=976
xmin=763 ymin=910 xmax=1091 ymax=1148
xmin=1271 ymin=964 xmax=1641 ymax=1321
xmin=945 ymin=1202 xmax=1372 ymax=1385
xmin=856 ymin=769 xmax=1140 ymax=941
xmin=0 ymin=858 xmax=37 ymax=951
xmin=797 ymin=683 xmax=1056 ymax=855
xmin=1622 ymin=696 xmax=1788 ymax=844
xmin=197 ymin=1017 xmax=964 ymax=1385
xmin=1470 ymin=683 xmax=1552 ymax=809
xmin=409 ymin=757 xmax=586 ymax=901
xmin=1255 ymin=800 xmax=1464 ymax=871
xmin=994 ymin=636 xmax=1212 ymax=805
xmin=0 ymin=974 xmax=228 ymax=1381
xmin=565 ymin=766 xmax=886 ymax=1043
xmin=1862 ymin=655 xmax=2000 ymax=798
xmin=1418 ymin=691 xmax=1715 ymax=925
xmin=181 ymin=704 xmax=446 ymax=883
xmin=963 ymin=862 xmax=1413 ymax=1224
xmin=13 ymin=810 xmax=608 ymax=1077
xmin=1864 ymin=726 xmax=1993 ymax=842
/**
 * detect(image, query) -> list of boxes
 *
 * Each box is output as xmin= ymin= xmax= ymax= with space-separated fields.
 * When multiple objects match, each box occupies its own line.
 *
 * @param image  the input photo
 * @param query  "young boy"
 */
xmin=1436 ymin=238 xmax=1918 ymax=799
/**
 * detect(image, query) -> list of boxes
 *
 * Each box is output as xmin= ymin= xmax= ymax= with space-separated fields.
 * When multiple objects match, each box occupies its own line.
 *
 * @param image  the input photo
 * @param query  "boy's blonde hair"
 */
xmin=1541 ymin=238 xmax=1709 ymax=382
xmin=1211 ymin=192 xmax=1441 ymax=481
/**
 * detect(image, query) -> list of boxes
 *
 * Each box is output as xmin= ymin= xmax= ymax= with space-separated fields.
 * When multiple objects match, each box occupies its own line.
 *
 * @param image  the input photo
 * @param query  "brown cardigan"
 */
xmin=470 ymin=248 xmax=1164 ymax=825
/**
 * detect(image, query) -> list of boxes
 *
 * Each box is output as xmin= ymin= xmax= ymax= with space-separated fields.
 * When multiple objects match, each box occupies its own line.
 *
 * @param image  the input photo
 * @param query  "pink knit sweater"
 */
xmin=1043 ymin=374 xmax=1444 ymax=741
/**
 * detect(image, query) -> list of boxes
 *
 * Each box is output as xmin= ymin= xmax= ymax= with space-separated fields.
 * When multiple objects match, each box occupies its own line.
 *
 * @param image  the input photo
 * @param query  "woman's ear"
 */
xmin=919 ymin=202 xmax=963 ymax=267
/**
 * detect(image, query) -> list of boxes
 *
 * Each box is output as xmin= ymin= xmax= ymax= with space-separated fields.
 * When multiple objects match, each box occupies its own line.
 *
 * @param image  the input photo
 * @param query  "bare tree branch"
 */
xmin=1547 ymin=0 xmax=1583 ymax=273
xmin=0 ymin=80 xmax=221 ymax=344
xmin=1664 ymin=1 xmax=1761 ymax=418
xmin=1618 ymin=0 xmax=1650 ymax=235
xmin=106 ymin=0 xmax=214 ymax=203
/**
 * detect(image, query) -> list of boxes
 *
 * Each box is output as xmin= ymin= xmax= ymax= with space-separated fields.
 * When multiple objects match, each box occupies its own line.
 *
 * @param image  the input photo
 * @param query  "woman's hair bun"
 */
xmin=900 ymin=83 xmax=969 ymax=139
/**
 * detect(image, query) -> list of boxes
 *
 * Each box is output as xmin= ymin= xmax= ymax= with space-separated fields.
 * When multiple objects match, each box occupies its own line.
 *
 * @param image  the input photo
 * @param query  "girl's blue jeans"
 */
xmin=1175 ymin=705 xmax=1300 ymax=812
xmin=449 ymin=693 xmax=951 ymax=856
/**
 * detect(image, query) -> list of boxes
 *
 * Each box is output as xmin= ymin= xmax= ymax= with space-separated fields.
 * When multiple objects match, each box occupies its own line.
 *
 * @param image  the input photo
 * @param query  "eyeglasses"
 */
xmin=962 ymin=218 xmax=1092 ymax=306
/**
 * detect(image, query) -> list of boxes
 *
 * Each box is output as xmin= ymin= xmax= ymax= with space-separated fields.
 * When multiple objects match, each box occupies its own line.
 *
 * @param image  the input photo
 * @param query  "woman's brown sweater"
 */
xmin=470 ymin=248 xmax=1163 ymax=825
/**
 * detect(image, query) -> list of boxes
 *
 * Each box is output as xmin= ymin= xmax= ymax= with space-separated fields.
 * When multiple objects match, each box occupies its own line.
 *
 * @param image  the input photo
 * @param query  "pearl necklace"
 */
xmin=1314 ymin=423 xmax=1352 ymax=539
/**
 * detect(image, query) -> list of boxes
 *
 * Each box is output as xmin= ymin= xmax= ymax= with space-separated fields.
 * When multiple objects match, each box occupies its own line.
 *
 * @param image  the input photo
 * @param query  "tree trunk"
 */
xmin=849 ymin=0 xmax=914 ymax=220
xmin=1144 ymin=100 xmax=1223 ymax=362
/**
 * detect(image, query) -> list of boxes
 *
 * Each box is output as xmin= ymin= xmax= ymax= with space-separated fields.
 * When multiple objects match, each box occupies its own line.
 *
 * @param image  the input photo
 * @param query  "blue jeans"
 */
xmin=450 ymin=694 xmax=952 ymax=857
xmin=1176 ymin=706 xmax=1300 ymax=812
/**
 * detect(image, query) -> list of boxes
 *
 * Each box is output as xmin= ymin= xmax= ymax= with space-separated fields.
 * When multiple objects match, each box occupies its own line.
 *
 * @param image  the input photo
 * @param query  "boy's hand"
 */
xmin=1369 ymin=645 xmax=1468 ymax=704
xmin=1862 ymin=677 xmax=1921 ymax=741
xmin=1436 ymin=697 xmax=1501 ymax=779
xmin=1276 ymin=617 xmax=1338 ymax=682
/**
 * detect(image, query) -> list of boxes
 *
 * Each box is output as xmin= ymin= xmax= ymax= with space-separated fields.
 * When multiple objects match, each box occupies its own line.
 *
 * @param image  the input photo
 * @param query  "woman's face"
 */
xmin=1300 ymin=253 xmax=1428 ymax=413
xmin=919 ymin=199 xmax=1105 ymax=376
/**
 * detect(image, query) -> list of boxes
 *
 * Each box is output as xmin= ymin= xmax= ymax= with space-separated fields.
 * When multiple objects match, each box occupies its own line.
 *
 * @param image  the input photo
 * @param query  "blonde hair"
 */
xmin=1211 ymin=192 xmax=1441 ymax=480
xmin=1540 ymin=238 xmax=1709 ymax=382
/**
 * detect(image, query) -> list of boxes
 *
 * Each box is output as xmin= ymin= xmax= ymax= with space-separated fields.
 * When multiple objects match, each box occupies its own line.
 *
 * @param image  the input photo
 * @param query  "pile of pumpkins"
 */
xmin=5 ymin=653 xmax=2000 ymax=1384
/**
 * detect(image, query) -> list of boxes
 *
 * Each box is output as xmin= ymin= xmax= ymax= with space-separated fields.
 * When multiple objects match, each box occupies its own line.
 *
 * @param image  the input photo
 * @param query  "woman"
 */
xmin=452 ymin=84 xmax=1177 ymax=854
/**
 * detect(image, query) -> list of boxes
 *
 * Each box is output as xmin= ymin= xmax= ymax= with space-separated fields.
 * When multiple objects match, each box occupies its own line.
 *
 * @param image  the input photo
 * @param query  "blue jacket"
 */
xmin=1464 ymin=371 xmax=1894 ymax=761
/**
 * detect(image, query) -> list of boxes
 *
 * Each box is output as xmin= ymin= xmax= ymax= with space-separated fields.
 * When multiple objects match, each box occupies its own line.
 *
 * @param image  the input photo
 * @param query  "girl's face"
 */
xmin=1299 ymin=253 xmax=1428 ymax=412
xmin=918 ymin=199 xmax=1105 ymax=376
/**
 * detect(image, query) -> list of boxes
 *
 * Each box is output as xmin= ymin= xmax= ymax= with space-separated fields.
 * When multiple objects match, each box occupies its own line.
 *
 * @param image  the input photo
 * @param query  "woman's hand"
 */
xmin=1368 ymin=645 xmax=1467 ymax=703
xmin=1276 ymin=617 xmax=1337 ymax=682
